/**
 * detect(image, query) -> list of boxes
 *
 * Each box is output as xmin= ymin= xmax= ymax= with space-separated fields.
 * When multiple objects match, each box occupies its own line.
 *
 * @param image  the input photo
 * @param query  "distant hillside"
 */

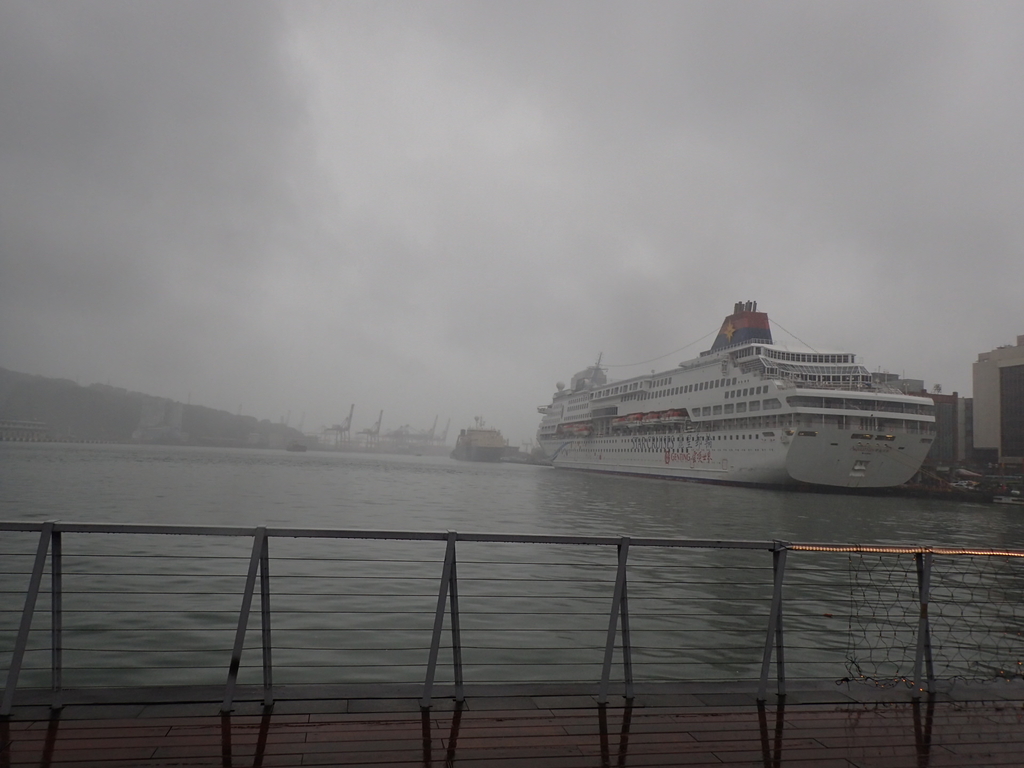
xmin=0 ymin=367 xmax=306 ymax=447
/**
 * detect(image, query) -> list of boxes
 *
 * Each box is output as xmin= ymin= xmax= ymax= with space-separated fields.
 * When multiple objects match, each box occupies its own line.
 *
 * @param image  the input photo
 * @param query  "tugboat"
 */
xmin=450 ymin=417 xmax=508 ymax=462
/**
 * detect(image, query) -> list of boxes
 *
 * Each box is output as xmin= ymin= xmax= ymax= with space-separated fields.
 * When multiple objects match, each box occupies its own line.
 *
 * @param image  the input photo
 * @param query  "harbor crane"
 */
xmin=337 ymin=404 xmax=354 ymax=440
xmin=359 ymin=410 xmax=383 ymax=446
xmin=322 ymin=404 xmax=355 ymax=447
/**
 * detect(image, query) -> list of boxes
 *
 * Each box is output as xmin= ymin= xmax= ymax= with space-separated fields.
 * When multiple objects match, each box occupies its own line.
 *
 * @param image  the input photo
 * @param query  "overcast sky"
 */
xmin=2 ymin=1 xmax=1022 ymax=445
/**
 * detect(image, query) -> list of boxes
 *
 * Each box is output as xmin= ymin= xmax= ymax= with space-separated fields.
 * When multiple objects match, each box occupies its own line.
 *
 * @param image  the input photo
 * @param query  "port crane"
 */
xmin=322 ymin=404 xmax=355 ymax=447
xmin=359 ymin=410 xmax=383 ymax=446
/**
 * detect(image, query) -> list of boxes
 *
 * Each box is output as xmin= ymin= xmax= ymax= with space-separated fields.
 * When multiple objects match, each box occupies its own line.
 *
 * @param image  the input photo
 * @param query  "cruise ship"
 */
xmin=536 ymin=302 xmax=936 ymax=489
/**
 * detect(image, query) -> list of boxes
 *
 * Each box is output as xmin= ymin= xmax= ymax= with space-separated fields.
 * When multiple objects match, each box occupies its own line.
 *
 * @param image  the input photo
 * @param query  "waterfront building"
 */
xmin=973 ymin=335 xmax=1024 ymax=468
xmin=0 ymin=419 xmax=50 ymax=441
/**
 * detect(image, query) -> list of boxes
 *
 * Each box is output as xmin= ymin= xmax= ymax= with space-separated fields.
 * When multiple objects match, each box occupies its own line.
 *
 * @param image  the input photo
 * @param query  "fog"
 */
xmin=2 ymin=1 xmax=1021 ymax=445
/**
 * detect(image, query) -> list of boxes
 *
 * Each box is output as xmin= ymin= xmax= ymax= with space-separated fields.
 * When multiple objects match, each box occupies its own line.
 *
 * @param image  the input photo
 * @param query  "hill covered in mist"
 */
xmin=0 ymin=367 xmax=306 ymax=447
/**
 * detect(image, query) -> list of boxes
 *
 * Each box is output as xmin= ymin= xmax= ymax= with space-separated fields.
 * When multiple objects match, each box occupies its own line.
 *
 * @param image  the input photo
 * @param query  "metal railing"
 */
xmin=3 ymin=521 xmax=1024 ymax=715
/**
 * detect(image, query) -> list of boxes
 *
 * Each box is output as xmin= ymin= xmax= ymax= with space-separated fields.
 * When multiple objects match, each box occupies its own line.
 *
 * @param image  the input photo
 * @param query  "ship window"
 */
xmin=713 ymin=405 xmax=722 ymax=415
xmin=724 ymin=404 xmax=734 ymax=414
xmin=742 ymin=388 xmax=748 ymax=396
xmin=763 ymin=398 xmax=781 ymax=410
xmin=749 ymin=401 xmax=760 ymax=411
xmin=702 ymin=407 xmax=711 ymax=416
xmin=736 ymin=403 xmax=747 ymax=413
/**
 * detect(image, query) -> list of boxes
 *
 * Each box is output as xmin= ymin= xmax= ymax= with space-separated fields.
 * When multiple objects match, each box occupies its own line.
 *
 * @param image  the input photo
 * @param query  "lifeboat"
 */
xmin=624 ymin=413 xmax=644 ymax=429
xmin=642 ymin=412 xmax=663 ymax=425
xmin=562 ymin=422 xmax=593 ymax=437
xmin=611 ymin=417 xmax=627 ymax=431
xmin=663 ymin=409 xmax=687 ymax=424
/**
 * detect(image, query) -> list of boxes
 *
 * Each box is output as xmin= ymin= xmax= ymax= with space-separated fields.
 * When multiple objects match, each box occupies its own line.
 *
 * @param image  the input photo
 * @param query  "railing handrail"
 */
xmin=5 ymin=522 xmax=1024 ymax=558
xmin=0 ymin=521 xmax=783 ymax=549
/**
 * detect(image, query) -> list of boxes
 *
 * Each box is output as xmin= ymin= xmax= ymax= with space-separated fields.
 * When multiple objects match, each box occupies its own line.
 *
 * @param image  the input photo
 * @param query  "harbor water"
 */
xmin=2 ymin=442 xmax=1023 ymax=692
xmin=1 ymin=442 xmax=1011 ymax=542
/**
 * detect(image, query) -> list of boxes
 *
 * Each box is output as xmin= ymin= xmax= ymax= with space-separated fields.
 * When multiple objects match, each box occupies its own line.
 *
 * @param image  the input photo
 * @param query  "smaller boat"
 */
xmin=993 ymin=493 xmax=1024 ymax=507
xmin=286 ymin=441 xmax=308 ymax=452
xmin=451 ymin=417 xmax=508 ymax=462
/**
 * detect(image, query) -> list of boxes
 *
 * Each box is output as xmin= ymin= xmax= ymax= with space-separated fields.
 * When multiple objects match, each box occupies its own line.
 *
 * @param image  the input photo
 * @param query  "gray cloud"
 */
xmin=2 ymin=1 xmax=1021 ymax=444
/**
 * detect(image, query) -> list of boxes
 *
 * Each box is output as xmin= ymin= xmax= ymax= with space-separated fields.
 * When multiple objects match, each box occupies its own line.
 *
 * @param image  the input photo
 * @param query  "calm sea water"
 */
xmin=0 ymin=441 xmax=1012 ymax=543
xmin=2 ymin=442 xmax=1022 ymax=691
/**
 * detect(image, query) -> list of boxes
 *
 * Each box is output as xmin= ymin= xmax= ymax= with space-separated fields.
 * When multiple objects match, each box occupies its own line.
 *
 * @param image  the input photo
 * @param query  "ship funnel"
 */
xmin=707 ymin=301 xmax=773 ymax=353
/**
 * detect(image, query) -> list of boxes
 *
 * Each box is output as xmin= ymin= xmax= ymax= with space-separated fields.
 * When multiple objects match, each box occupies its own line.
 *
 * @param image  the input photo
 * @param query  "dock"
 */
xmin=5 ymin=682 xmax=1024 ymax=766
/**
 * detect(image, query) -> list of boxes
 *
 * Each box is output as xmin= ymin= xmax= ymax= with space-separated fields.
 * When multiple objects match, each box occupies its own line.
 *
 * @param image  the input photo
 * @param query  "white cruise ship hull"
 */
xmin=540 ymin=426 xmax=931 ymax=489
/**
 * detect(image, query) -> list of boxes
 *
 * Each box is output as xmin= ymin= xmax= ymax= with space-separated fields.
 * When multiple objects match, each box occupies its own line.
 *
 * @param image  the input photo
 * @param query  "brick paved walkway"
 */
xmin=4 ymin=685 xmax=1024 ymax=766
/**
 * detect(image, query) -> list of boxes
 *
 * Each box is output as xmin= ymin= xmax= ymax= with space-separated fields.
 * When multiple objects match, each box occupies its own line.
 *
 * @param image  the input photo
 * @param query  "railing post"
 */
xmin=422 ymin=531 xmax=459 ymax=708
xmin=913 ymin=551 xmax=934 ymax=698
xmin=758 ymin=542 xmax=788 ymax=701
xmin=51 ymin=530 xmax=63 ymax=710
xmin=259 ymin=532 xmax=273 ymax=707
xmin=599 ymin=536 xmax=631 ymax=704
xmin=620 ymin=553 xmax=634 ymax=701
xmin=448 ymin=538 xmax=464 ymax=703
xmin=2 ymin=522 xmax=53 ymax=717
xmin=222 ymin=527 xmax=268 ymax=712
